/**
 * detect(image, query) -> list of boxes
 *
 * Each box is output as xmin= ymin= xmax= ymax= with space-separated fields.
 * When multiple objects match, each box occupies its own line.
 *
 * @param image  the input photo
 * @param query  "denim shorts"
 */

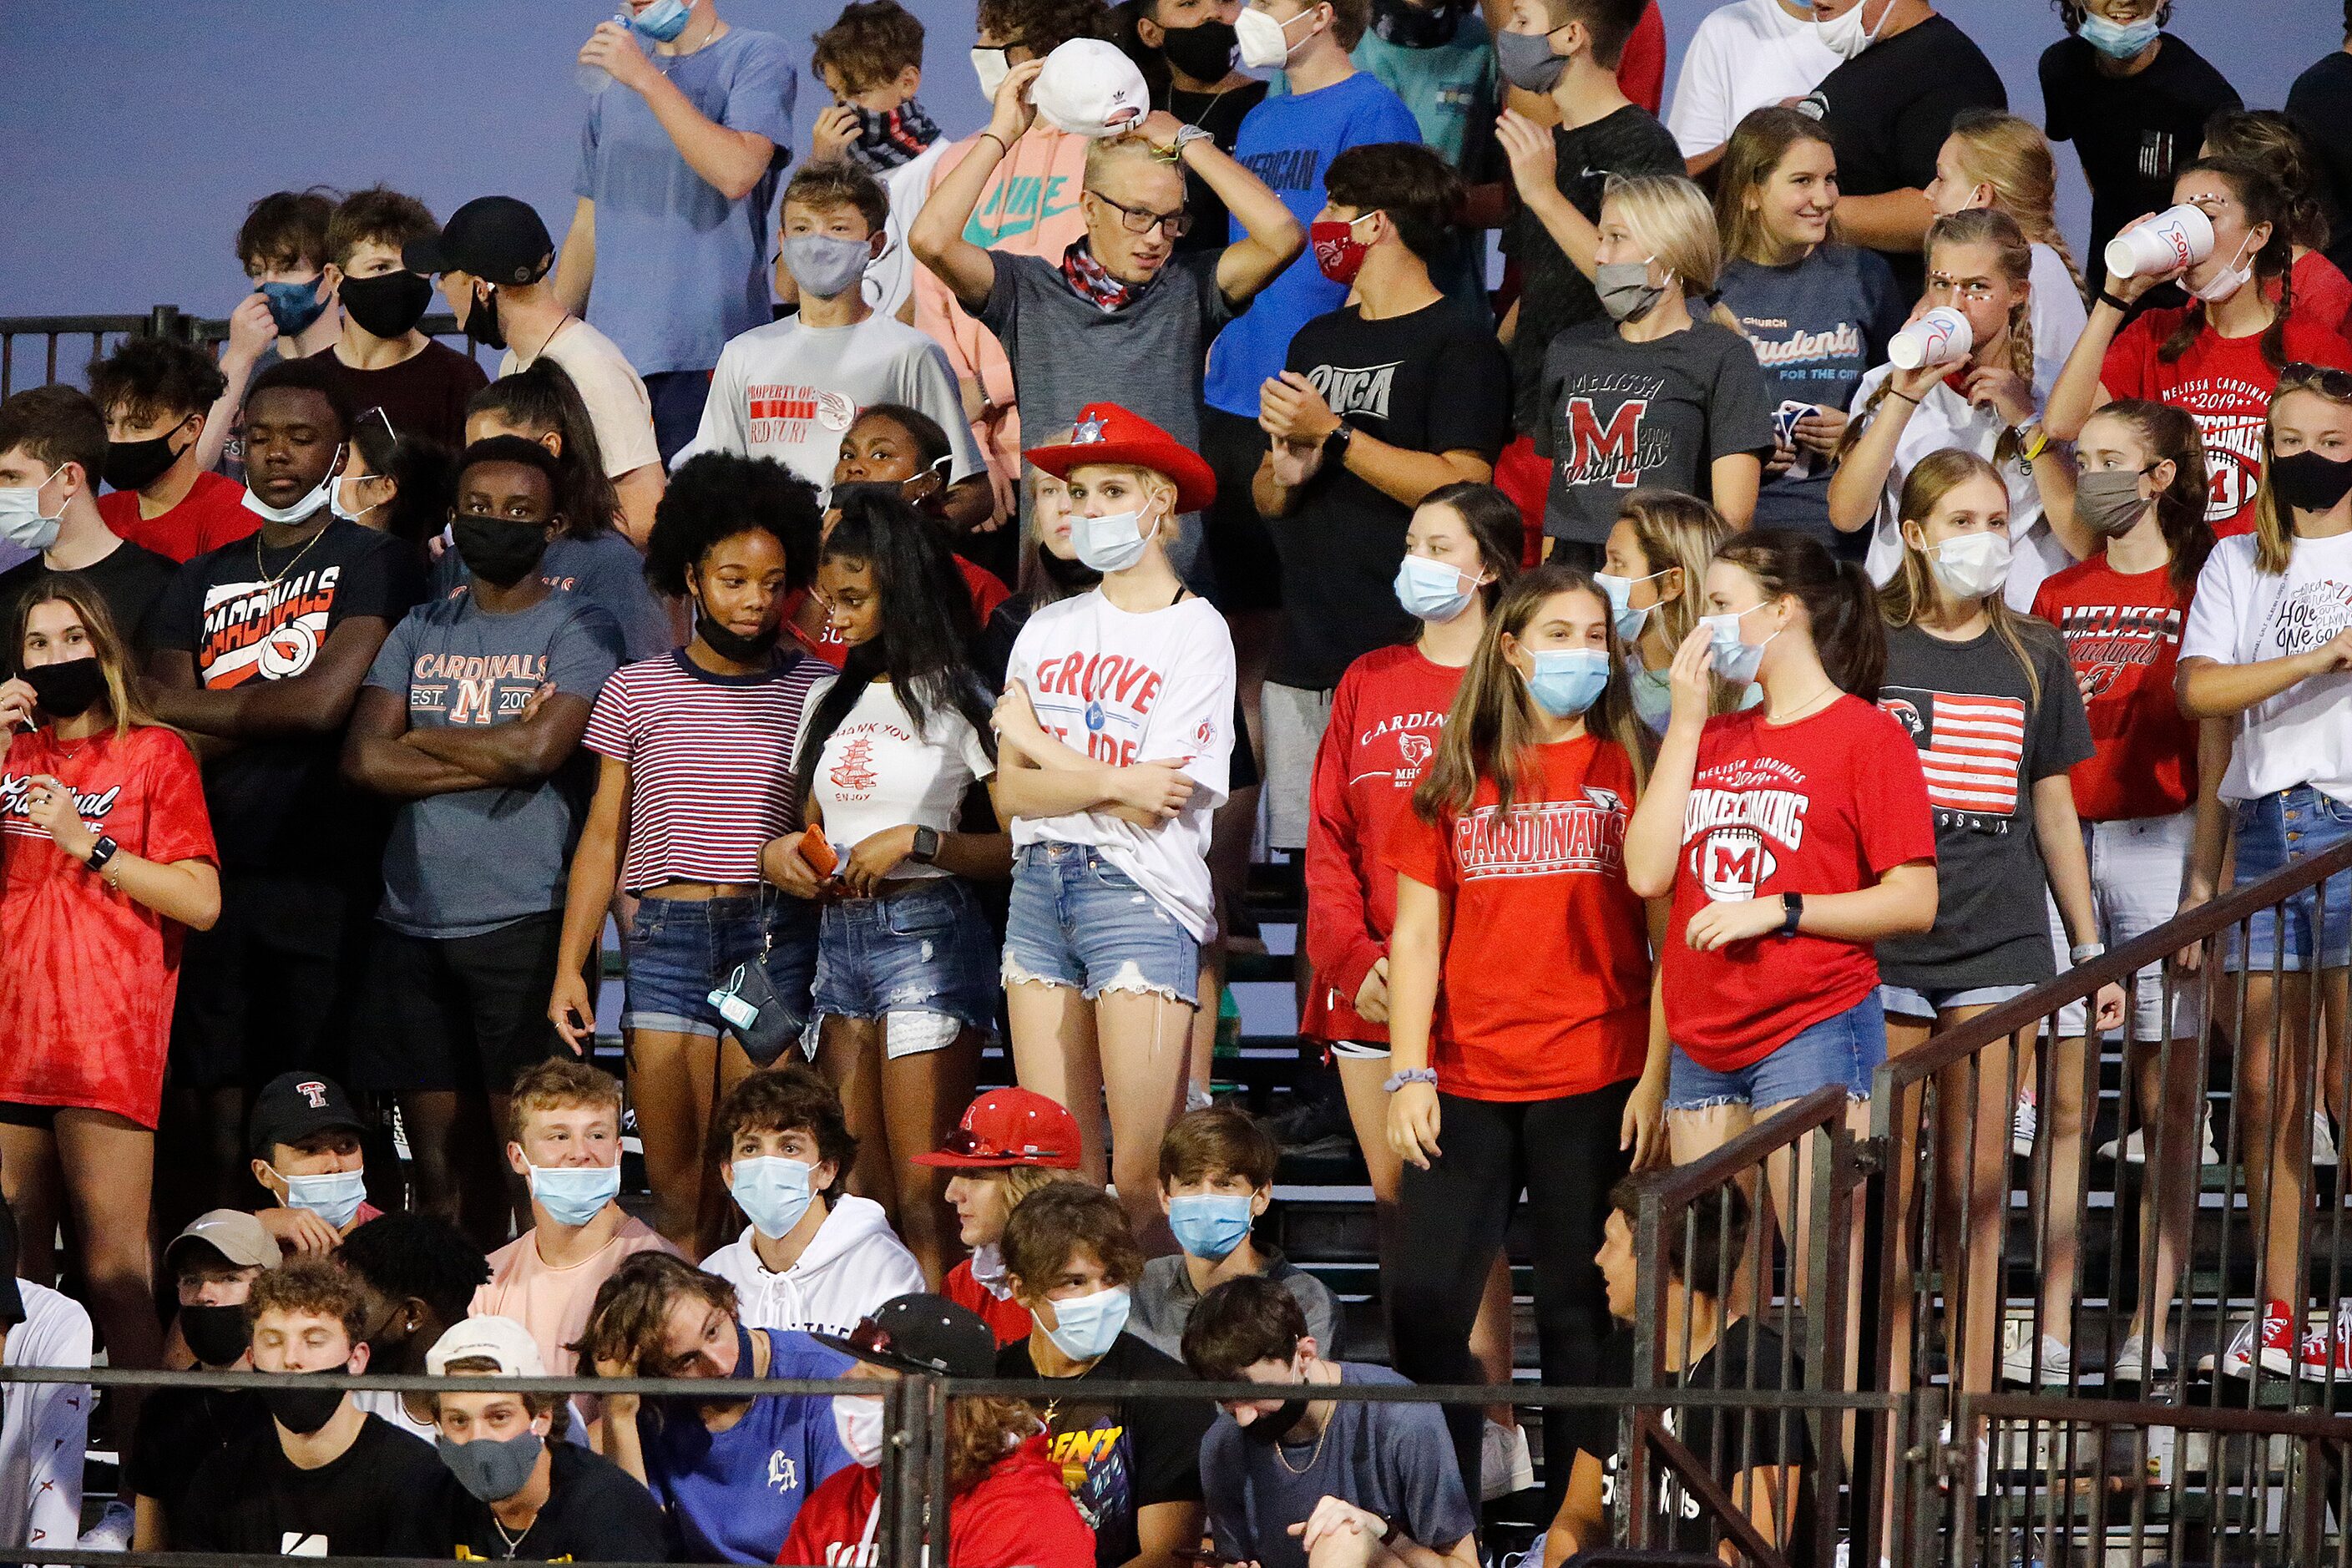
xmin=1002 ymin=843 xmax=1199 ymax=1005
xmin=2229 ymin=786 xmax=2352 ymax=973
xmin=1879 ymin=982 xmax=2035 ymax=1021
xmin=813 ymin=878 xmax=999 ymax=1055
xmin=1668 ymin=990 xmax=1887 ymax=1110
xmin=621 ymin=894 xmax=818 ymax=1040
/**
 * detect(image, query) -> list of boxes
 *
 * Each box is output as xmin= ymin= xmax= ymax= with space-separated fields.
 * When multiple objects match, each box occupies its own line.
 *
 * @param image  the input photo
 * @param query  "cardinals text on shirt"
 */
xmin=1451 ymin=787 xmax=1626 ymax=878
xmin=196 ymin=565 xmax=343 ymax=688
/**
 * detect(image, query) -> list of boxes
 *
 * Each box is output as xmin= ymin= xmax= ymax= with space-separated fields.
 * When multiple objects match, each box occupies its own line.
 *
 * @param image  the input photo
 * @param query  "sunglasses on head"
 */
xmin=2279 ymin=362 xmax=2352 ymax=401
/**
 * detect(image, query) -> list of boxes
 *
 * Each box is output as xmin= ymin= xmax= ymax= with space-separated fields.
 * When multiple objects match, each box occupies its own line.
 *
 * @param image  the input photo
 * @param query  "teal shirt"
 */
xmin=1269 ymin=23 xmax=1498 ymax=320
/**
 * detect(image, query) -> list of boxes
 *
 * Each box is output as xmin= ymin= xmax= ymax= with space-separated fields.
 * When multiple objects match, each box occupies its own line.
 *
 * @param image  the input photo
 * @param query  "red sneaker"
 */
xmin=2220 ymin=1300 xmax=2299 ymax=1378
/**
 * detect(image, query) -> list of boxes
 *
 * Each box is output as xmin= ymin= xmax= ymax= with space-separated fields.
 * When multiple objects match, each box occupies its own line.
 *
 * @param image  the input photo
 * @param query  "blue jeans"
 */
xmin=622 ymin=894 xmax=817 ymax=1039
xmin=2229 ymin=786 xmax=2352 ymax=973
xmin=1668 ymin=991 xmax=1887 ymax=1110
xmin=813 ymin=878 xmax=999 ymax=1050
xmin=1002 ymin=844 xmax=1198 ymax=1004
xmin=1878 ymin=982 xmax=2035 ymax=1020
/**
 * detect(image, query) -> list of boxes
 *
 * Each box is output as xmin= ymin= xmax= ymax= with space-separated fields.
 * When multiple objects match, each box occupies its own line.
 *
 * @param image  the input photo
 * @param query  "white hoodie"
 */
xmin=701 ymin=1195 xmax=926 ymax=1338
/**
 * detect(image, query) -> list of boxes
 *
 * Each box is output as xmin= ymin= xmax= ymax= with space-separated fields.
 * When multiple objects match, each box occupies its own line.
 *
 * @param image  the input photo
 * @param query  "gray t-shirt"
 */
xmin=364 ymin=589 xmax=627 ymax=937
xmin=1535 ymin=317 xmax=1776 ymax=545
xmin=1874 ymin=620 xmax=2092 ymax=990
xmin=1130 ymin=1250 xmax=1339 ymax=1363
xmin=1201 ymin=1363 xmax=1476 ymax=1568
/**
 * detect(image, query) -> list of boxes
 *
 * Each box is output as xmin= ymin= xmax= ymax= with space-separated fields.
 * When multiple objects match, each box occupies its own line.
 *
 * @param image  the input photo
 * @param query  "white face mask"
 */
xmin=242 ymin=447 xmax=345 ymax=525
xmin=329 ymin=474 xmax=380 ymax=524
xmin=1071 ymin=503 xmax=1161 ymax=574
xmin=972 ymin=46 xmax=1011 ymax=100
xmin=1814 ymin=0 xmax=1889 ymax=59
xmin=1236 ymin=3 xmax=1318 ymax=68
xmin=0 ymin=466 xmax=68 ymax=553
xmin=2188 ymin=230 xmax=2255 ymax=304
xmin=1925 ymin=530 xmax=2012 ymax=601
xmin=832 ymin=1395 xmax=888 ymax=1469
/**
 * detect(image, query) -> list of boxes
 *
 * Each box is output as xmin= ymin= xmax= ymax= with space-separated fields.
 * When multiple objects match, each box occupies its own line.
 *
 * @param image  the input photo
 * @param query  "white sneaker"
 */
xmin=1479 ymin=1419 xmax=1535 ymax=1501
xmin=78 ymin=1500 xmax=133 ymax=1553
xmin=2001 ymin=1332 xmax=2072 ymax=1386
xmin=2099 ymin=1110 xmax=2220 ymax=1166
xmin=2110 ymin=1332 xmax=2170 ymax=1383
xmin=2012 ymin=1091 xmax=2037 ymax=1158
xmin=2316 ymin=1111 xmax=2339 ymax=1167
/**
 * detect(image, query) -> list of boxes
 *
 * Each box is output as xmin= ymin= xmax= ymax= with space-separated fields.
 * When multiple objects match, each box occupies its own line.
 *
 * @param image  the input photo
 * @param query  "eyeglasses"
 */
xmin=2280 ymin=362 xmax=2352 ymax=400
xmin=1090 ymin=191 xmax=1192 ymax=239
xmin=932 ymin=1125 xmax=1069 ymax=1163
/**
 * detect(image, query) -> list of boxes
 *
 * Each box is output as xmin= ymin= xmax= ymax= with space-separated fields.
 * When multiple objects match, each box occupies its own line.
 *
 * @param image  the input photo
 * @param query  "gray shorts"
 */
xmin=1262 ymin=681 xmax=1335 ymax=851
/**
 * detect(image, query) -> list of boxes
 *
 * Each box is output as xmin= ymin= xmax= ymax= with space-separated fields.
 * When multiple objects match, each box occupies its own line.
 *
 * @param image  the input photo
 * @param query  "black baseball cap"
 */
xmin=814 ymin=1294 xmax=996 ymax=1378
xmin=249 ymin=1071 xmax=366 ymax=1159
xmin=402 ymin=196 xmax=554 ymax=286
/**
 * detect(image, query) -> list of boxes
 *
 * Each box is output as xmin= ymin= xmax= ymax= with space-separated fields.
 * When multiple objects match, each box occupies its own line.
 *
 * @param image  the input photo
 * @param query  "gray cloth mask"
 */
xmin=780 ymin=233 xmax=873 ymax=301
xmin=437 ymin=1429 xmax=545 ymax=1504
xmin=1596 ymin=260 xmax=1665 ymax=323
xmin=2075 ymin=468 xmax=2154 ymax=538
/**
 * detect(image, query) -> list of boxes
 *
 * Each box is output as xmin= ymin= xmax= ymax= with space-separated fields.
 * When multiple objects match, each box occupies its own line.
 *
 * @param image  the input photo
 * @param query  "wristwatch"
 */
xmin=1778 ymin=891 xmax=1803 ymax=939
xmin=84 ymin=836 xmax=119 ymax=877
xmin=1321 ymin=420 xmax=1354 ymax=469
xmin=908 ymin=826 xmax=941 ymax=866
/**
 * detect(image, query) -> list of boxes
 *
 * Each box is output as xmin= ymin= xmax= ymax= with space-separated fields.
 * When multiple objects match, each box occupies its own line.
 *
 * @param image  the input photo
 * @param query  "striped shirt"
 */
xmin=582 ymin=649 xmax=833 ymax=892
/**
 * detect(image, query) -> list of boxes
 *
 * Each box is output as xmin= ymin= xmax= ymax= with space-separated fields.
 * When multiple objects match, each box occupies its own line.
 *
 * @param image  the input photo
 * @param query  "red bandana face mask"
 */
xmin=1310 ymin=211 xmax=1380 ymax=285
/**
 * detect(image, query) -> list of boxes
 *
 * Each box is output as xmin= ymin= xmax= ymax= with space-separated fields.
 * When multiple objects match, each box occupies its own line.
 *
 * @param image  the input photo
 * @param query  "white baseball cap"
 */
xmin=1033 ymin=38 xmax=1150 ymax=139
xmin=427 ymin=1316 xmax=547 ymax=1378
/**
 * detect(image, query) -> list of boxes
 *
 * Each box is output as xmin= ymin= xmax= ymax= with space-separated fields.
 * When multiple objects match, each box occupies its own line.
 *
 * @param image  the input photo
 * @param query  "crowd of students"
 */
xmin=3 ymin=0 xmax=2352 ymax=1560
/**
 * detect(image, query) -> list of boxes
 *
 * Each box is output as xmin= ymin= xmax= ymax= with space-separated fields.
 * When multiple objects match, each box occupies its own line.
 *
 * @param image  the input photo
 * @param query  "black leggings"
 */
xmin=1389 ymin=1079 xmax=1634 ymax=1510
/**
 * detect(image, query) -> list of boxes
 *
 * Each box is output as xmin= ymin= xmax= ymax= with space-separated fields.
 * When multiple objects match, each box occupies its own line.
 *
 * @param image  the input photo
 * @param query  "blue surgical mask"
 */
xmin=1167 ymin=1193 xmax=1254 ymax=1260
xmin=1628 ymin=661 xmax=1673 ymax=735
xmin=528 ymin=1161 xmax=621 ymax=1227
xmin=1039 ymin=1285 xmax=1130 ymax=1361
xmin=279 ymin=1167 xmax=367 ymax=1230
xmin=2076 ymin=11 xmax=2159 ymax=58
xmin=632 ymin=0 xmax=693 ymax=40
xmin=1700 ymin=605 xmax=1779 ymax=685
xmin=260 ymin=278 xmax=330 ymax=338
xmin=1393 ymin=554 xmax=1477 ymax=622
xmin=730 ymin=1156 xmax=817 ymax=1241
xmin=1523 ymin=648 xmax=1610 ymax=718
xmin=1592 ymin=569 xmax=1667 ymax=643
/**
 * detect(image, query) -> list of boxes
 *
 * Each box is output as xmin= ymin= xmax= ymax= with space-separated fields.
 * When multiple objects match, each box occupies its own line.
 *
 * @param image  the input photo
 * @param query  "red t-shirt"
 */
xmin=2030 ymin=555 xmax=2198 ymax=822
xmin=784 ymin=559 xmax=1012 ymax=670
xmin=1302 ymin=645 xmax=1464 ymax=1043
xmin=2289 ymin=250 xmax=2352 ymax=340
xmin=1383 ymin=735 xmax=1650 ymax=1101
xmin=2100 ymin=305 xmax=2352 ymax=538
xmin=778 ymin=1434 xmax=1096 ymax=1568
xmin=1617 ymin=0 xmax=1667 ymax=114
xmin=0 ymin=724 xmax=216 ymax=1127
xmin=98 ymin=471 xmax=260 ymax=564
xmin=1664 ymin=696 xmax=1936 ymax=1071
xmin=943 ymin=1257 xmax=1034 ymax=1346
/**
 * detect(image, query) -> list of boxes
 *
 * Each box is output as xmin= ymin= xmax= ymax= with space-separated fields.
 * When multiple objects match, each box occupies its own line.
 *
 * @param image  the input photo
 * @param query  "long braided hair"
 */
xmin=1942 ymin=109 xmax=2089 ymax=305
xmin=1838 ymin=210 xmax=2036 ymax=465
xmin=2157 ymin=158 xmax=2294 ymax=371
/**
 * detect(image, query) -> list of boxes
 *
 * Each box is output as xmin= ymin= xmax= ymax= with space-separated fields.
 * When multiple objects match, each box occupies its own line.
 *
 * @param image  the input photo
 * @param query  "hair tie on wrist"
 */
xmin=1888 ymin=388 xmax=1922 ymax=406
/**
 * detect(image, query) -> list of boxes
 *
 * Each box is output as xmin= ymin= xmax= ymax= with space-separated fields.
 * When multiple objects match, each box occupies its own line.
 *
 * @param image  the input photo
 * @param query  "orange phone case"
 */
xmin=801 ymin=825 xmax=839 ymax=878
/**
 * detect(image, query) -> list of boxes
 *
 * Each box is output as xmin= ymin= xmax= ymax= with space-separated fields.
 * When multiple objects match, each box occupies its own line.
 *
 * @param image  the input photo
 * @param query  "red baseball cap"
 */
xmin=912 ymin=1088 xmax=1083 ymax=1170
xmin=1022 ymin=402 xmax=1217 ymax=515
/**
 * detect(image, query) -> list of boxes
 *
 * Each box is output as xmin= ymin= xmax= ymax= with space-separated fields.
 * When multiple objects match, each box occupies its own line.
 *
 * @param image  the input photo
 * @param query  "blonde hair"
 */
xmin=2253 ymin=368 xmax=2352 ymax=575
xmin=1943 ymin=109 xmax=2087 ymax=305
xmin=1840 ymin=210 xmax=2036 ymax=464
xmin=1715 ymin=106 xmax=1838 ymax=268
xmin=10 ymin=579 xmax=160 ymax=742
xmin=1604 ymin=175 xmax=1743 ymax=335
xmin=1615 ymin=489 xmax=1733 ymax=655
xmin=1879 ymin=448 xmax=2049 ymax=711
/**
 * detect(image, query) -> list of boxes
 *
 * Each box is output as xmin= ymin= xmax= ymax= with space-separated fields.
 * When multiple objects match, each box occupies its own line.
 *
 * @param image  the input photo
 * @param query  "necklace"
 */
xmin=520 ymin=315 xmax=573 ymax=368
xmin=1273 ymin=1404 xmax=1331 ymax=1475
xmin=255 ymin=521 xmax=330 ymax=593
xmin=489 ymin=1513 xmax=534 ymax=1560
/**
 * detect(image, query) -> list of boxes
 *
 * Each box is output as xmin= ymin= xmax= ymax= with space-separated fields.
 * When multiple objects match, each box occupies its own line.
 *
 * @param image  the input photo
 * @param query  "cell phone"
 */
xmin=800 ymin=825 xmax=839 ymax=878
xmin=1171 ymin=1551 xmax=1249 ymax=1567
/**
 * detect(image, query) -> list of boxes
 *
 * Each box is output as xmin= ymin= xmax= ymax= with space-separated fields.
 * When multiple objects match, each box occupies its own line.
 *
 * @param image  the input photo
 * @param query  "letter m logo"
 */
xmin=449 ymin=678 xmax=500 ymax=726
xmin=1566 ymin=397 xmax=1648 ymax=488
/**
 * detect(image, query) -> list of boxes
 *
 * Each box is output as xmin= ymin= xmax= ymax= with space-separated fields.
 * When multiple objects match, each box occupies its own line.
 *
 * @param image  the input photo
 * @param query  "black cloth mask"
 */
xmin=1370 ymin=0 xmax=1463 ymax=48
xmin=2269 ymin=449 xmax=2352 ymax=515
xmin=179 ymin=1303 xmax=251 ymax=1368
xmin=102 ymin=422 xmax=191 ymax=492
xmin=693 ymin=596 xmax=781 ymax=663
xmin=1238 ymin=1399 xmax=1311 ymax=1445
xmin=262 ymin=1368 xmax=348 ymax=1435
xmin=452 ymin=517 xmax=552 ymax=588
xmin=1159 ymin=18 xmax=1238 ymax=79
xmin=465 ymin=286 xmax=508 ymax=352
xmin=23 ymin=658 xmax=106 ymax=720
xmin=339 ymin=270 xmax=436 ymax=340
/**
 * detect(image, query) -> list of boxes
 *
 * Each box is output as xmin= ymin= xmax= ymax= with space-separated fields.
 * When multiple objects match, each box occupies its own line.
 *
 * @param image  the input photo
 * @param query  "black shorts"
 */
xmin=1199 ymin=404 xmax=1283 ymax=614
xmin=351 ymin=913 xmax=568 ymax=1095
xmin=170 ymin=873 xmax=376 ymax=1092
xmin=0 ymin=1105 xmax=57 ymax=1130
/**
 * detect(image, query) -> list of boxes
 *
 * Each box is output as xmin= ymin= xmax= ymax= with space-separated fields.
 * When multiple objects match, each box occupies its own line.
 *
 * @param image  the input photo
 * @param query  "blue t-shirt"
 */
xmin=434 ymin=530 xmax=673 ymax=663
xmin=636 ymin=1328 xmax=853 ymax=1564
xmin=1716 ymin=244 xmax=1907 ymax=541
xmin=575 ymin=27 xmax=797 ymax=377
xmin=1202 ymin=70 xmax=1423 ymax=417
xmin=362 ymin=588 xmax=625 ymax=937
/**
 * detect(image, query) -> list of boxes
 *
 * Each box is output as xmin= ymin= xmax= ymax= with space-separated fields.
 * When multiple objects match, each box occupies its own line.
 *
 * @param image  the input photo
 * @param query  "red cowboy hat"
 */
xmin=1023 ymin=402 xmax=1218 ymax=515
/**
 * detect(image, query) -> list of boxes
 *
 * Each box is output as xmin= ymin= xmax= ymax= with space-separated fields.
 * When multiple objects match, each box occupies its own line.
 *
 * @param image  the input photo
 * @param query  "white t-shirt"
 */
xmin=810 ymin=679 xmax=995 ymax=882
xmin=673 ymin=311 xmax=984 ymax=494
xmin=502 ymin=318 xmax=662 ymax=478
xmin=2180 ymin=530 xmax=2352 ymax=804
xmin=1006 ymin=591 xmax=1237 ymax=940
xmin=1664 ymin=0 xmax=1839 ymax=158
xmin=0 ymin=1281 xmax=88 ymax=1555
xmin=1850 ymin=363 xmax=2066 ymax=613
xmin=864 ymin=142 xmax=951 ymax=323
xmin=2028 ymin=242 xmax=2089 ymax=399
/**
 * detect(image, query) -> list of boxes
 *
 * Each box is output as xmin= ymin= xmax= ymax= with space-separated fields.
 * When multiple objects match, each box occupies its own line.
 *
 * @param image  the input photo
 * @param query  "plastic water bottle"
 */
xmin=575 ymin=11 xmax=633 ymax=94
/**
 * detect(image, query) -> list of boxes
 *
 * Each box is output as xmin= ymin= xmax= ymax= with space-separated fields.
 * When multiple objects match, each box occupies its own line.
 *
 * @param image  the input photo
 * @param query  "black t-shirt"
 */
xmin=308 ymin=341 xmax=491 ymax=454
xmin=1814 ymin=15 xmax=2007 ymax=296
xmin=1504 ymin=105 xmax=1683 ymax=436
xmin=1271 ymin=299 xmax=1511 ymax=690
xmin=1583 ymin=1321 xmax=1818 ymax=1565
xmin=419 ymin=1439 xmax=671 ymax=1562
xmin=2289 ymin=51 xmax=2352 ymax=278
xmin=2040 ymin=35 xmax=2240 ymax=294
xmin=175 ymin=1410 xmax=448 ymax=1555
xmin=0 ymin=539 xmax=178 ymax=660
xmin=996 ymin=1332 xmax=1213 ymax=1568
xmin=150 ymin=514 xmax=424 ymax=875
xmin=124 ymin=1384 xmax=273 ymax=1520
xmin=1166 ymin=81 xmax=1272 ymax=255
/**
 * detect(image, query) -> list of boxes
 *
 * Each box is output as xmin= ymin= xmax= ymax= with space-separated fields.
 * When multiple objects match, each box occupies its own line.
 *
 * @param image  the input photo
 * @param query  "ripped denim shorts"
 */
xmin=812 ymin=877 xmax=999 ymax=1056
xmin=1667 ymin=989 xmax=1885 ymax=1111
xmin=1001 ymin=843 xmax=1200 ymax=1006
